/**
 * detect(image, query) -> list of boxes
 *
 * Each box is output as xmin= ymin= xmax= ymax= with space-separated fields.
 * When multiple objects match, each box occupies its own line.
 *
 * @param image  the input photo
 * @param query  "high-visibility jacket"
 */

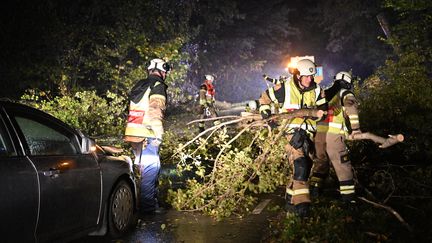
xmin=125 ymin=75 xmax=167 ymax=139
xmin=199 ymin=80 xmax=215 ymax=106
xmin=259 ymin=77 xmax=325 ymax=133
xmin=316 ymin=88 xmax=360 ymax=135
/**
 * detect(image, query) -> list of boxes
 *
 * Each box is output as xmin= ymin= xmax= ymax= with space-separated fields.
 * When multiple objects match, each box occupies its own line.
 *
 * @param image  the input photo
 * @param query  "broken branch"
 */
xmin=240 ymin=109 xmax=325 ymax=121
xmin=358 ymin=196 xmax=413 ymax=232
xmin=348 ymin=132 xmax=404 ymax=148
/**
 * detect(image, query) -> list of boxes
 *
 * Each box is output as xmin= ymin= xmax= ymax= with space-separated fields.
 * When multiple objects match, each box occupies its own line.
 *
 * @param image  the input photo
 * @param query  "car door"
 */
xmin=5 ymin=107 xmax=102 ymax=242
xmin=0 ymin=113 xmax=39 ymax=243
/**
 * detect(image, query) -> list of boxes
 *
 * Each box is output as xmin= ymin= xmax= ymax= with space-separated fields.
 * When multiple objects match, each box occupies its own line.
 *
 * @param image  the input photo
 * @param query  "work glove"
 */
xmin=349 ymin=128 xmax=362 ymax=139
xmin=260 ymin=110 xmax=271 ymax=119
xmin=351 ymin=128 xmax=362 ymax=135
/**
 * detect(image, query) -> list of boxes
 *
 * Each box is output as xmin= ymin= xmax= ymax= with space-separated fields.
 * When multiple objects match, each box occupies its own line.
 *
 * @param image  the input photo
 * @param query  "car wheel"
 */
xmin=108 ymin=180 xmax=135 ymax=238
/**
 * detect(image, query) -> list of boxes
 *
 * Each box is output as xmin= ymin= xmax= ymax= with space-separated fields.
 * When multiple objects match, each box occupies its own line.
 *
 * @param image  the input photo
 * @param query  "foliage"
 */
xmin=1 ymin=0 xmax=192 ymax=104
xmin=264 ymin=1 xmax=432 ymax=241
xmin=359 ymin=53 xmax=432 ymax=161
xmin=314 ymin=0 xmax=388 ymax=64
xmin=358 ymin=0 xmax=432 ymax=162
xmin=268 ymin=199 xmax=405 ymax=242
xmin=20 ymin=89 xmax=127 ymax=138
xmin=166 ymin=126 xmax=289 ymax=220
xmin=263 ymin=162 xmax=432 ymax=242
xmin=3 ymin=0 xmax=432 ymax=240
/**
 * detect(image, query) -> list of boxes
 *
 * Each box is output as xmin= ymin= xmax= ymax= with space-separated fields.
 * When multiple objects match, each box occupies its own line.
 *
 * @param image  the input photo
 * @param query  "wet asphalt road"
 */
xmin=75 ymin=190 xmax=285 ymax=243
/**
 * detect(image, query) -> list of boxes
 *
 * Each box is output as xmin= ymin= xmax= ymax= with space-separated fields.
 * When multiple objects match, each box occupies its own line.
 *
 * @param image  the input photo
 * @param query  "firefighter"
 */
xmin=198 ymin=74 xmax=218 ymax=132
xmin=258 ymin=59 xmax=326 ymax=217
xmin=124 ymin=58 xmax=170 ymax=214
xmin=309 ymin=71 xmax=361 ymax=205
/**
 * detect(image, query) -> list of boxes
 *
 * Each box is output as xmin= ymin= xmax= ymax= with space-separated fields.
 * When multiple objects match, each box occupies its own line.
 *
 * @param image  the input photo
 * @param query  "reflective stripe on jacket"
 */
xmin=317 ymin=89 xmax=359 ymax=135
xmin=262 ymin=77 xmax=322 ymax=133
xmin=199 ymin=80 xmax=215 ymax=105
xmin=125 ymin=77 xmax=166 ymax=139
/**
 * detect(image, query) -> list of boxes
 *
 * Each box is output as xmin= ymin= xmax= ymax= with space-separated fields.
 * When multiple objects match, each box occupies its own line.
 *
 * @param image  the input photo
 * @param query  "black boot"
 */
xmin=309 ymin=173 xmax=326 ymax=199
xmin=341 ymin=193 xmax=356 ymax=204
xmin=341 ymin=194 xmax=357 ymax=213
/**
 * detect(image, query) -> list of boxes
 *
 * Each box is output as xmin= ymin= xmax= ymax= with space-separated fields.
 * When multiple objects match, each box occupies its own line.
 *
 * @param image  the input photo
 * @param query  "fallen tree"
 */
xmin=168 ymin=109 xmax=323 ymax=219
xmin=167 ymin=108 xmax=406 ymax=219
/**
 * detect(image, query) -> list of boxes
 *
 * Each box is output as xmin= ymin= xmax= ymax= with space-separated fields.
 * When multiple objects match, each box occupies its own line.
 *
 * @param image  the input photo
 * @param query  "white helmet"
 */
xmin=205 ymin=74 xmax=214 ymax=82
xmin=248 ymin=100 xmax=258 ymax=111
xmin=296 ymin=59 xmax=317 ymax=76
xmin=334 ymin=71 xmax=352 ymax=83
xmin=147 ymin=58 xmax=171 ymax=73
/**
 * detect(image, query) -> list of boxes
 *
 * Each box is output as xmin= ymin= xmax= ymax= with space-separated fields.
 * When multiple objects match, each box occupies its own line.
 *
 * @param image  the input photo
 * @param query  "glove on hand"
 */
xmin=261 ymin=110 xmax=270 ymax=119
xmin=351 ymin=128 xmax=362 ymax=136
xmin=349 ymin=128 xmax=362 ymax=139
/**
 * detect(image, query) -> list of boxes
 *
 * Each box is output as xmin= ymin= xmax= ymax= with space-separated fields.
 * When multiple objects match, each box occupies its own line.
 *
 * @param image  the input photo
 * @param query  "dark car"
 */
xmin=0 ymin=100 xmax=138 ymax=242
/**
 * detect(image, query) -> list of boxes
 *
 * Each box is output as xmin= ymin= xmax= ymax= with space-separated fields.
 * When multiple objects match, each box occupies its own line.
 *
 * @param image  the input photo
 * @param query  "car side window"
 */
xmin=0 ymin=118 xmax=16 ymax=157
xmin=15 ymin=116 xmax=79 ymax=156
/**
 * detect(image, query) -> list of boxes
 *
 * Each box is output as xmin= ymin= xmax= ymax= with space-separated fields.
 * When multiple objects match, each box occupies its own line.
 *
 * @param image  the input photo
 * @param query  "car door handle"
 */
xmin=43 ymin=169 xmax=60 ymax=177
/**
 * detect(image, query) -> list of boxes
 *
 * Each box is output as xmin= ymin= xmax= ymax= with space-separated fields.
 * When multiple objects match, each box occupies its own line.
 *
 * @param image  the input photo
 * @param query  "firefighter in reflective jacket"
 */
xmin=198 ymin=74 xmax=218 ymax=132
xmin=124 ymin=58 xmax=170 ymax=213
xmin=309 ymin=71 xmax=361 ymax=204
xmin=258 ymin=59 xmax=326 ymax=217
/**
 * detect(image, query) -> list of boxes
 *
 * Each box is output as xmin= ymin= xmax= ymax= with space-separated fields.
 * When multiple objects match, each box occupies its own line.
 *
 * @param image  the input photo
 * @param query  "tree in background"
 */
xmin=304 ymin=0 xmax=391 ymax=81
xmin=1 ymin=0 xmax=194 ymax=137
xmin=360 ymin=0 xmax=432 ymax=162
xmin=1 ymin=0 xmax=192 ymax=102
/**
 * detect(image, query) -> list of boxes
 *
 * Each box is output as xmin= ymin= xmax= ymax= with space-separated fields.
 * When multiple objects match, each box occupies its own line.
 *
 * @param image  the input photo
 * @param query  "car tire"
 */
xmin=108 ymin=180 xmax=135 ymax=238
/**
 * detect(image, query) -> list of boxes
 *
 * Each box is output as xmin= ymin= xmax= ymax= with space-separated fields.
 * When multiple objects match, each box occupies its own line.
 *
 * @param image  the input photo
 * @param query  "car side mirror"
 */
xmin=81 ymin=136 xmax=97 ymax=154
xmin=75 ymin=129 xmax=97 ymax=154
